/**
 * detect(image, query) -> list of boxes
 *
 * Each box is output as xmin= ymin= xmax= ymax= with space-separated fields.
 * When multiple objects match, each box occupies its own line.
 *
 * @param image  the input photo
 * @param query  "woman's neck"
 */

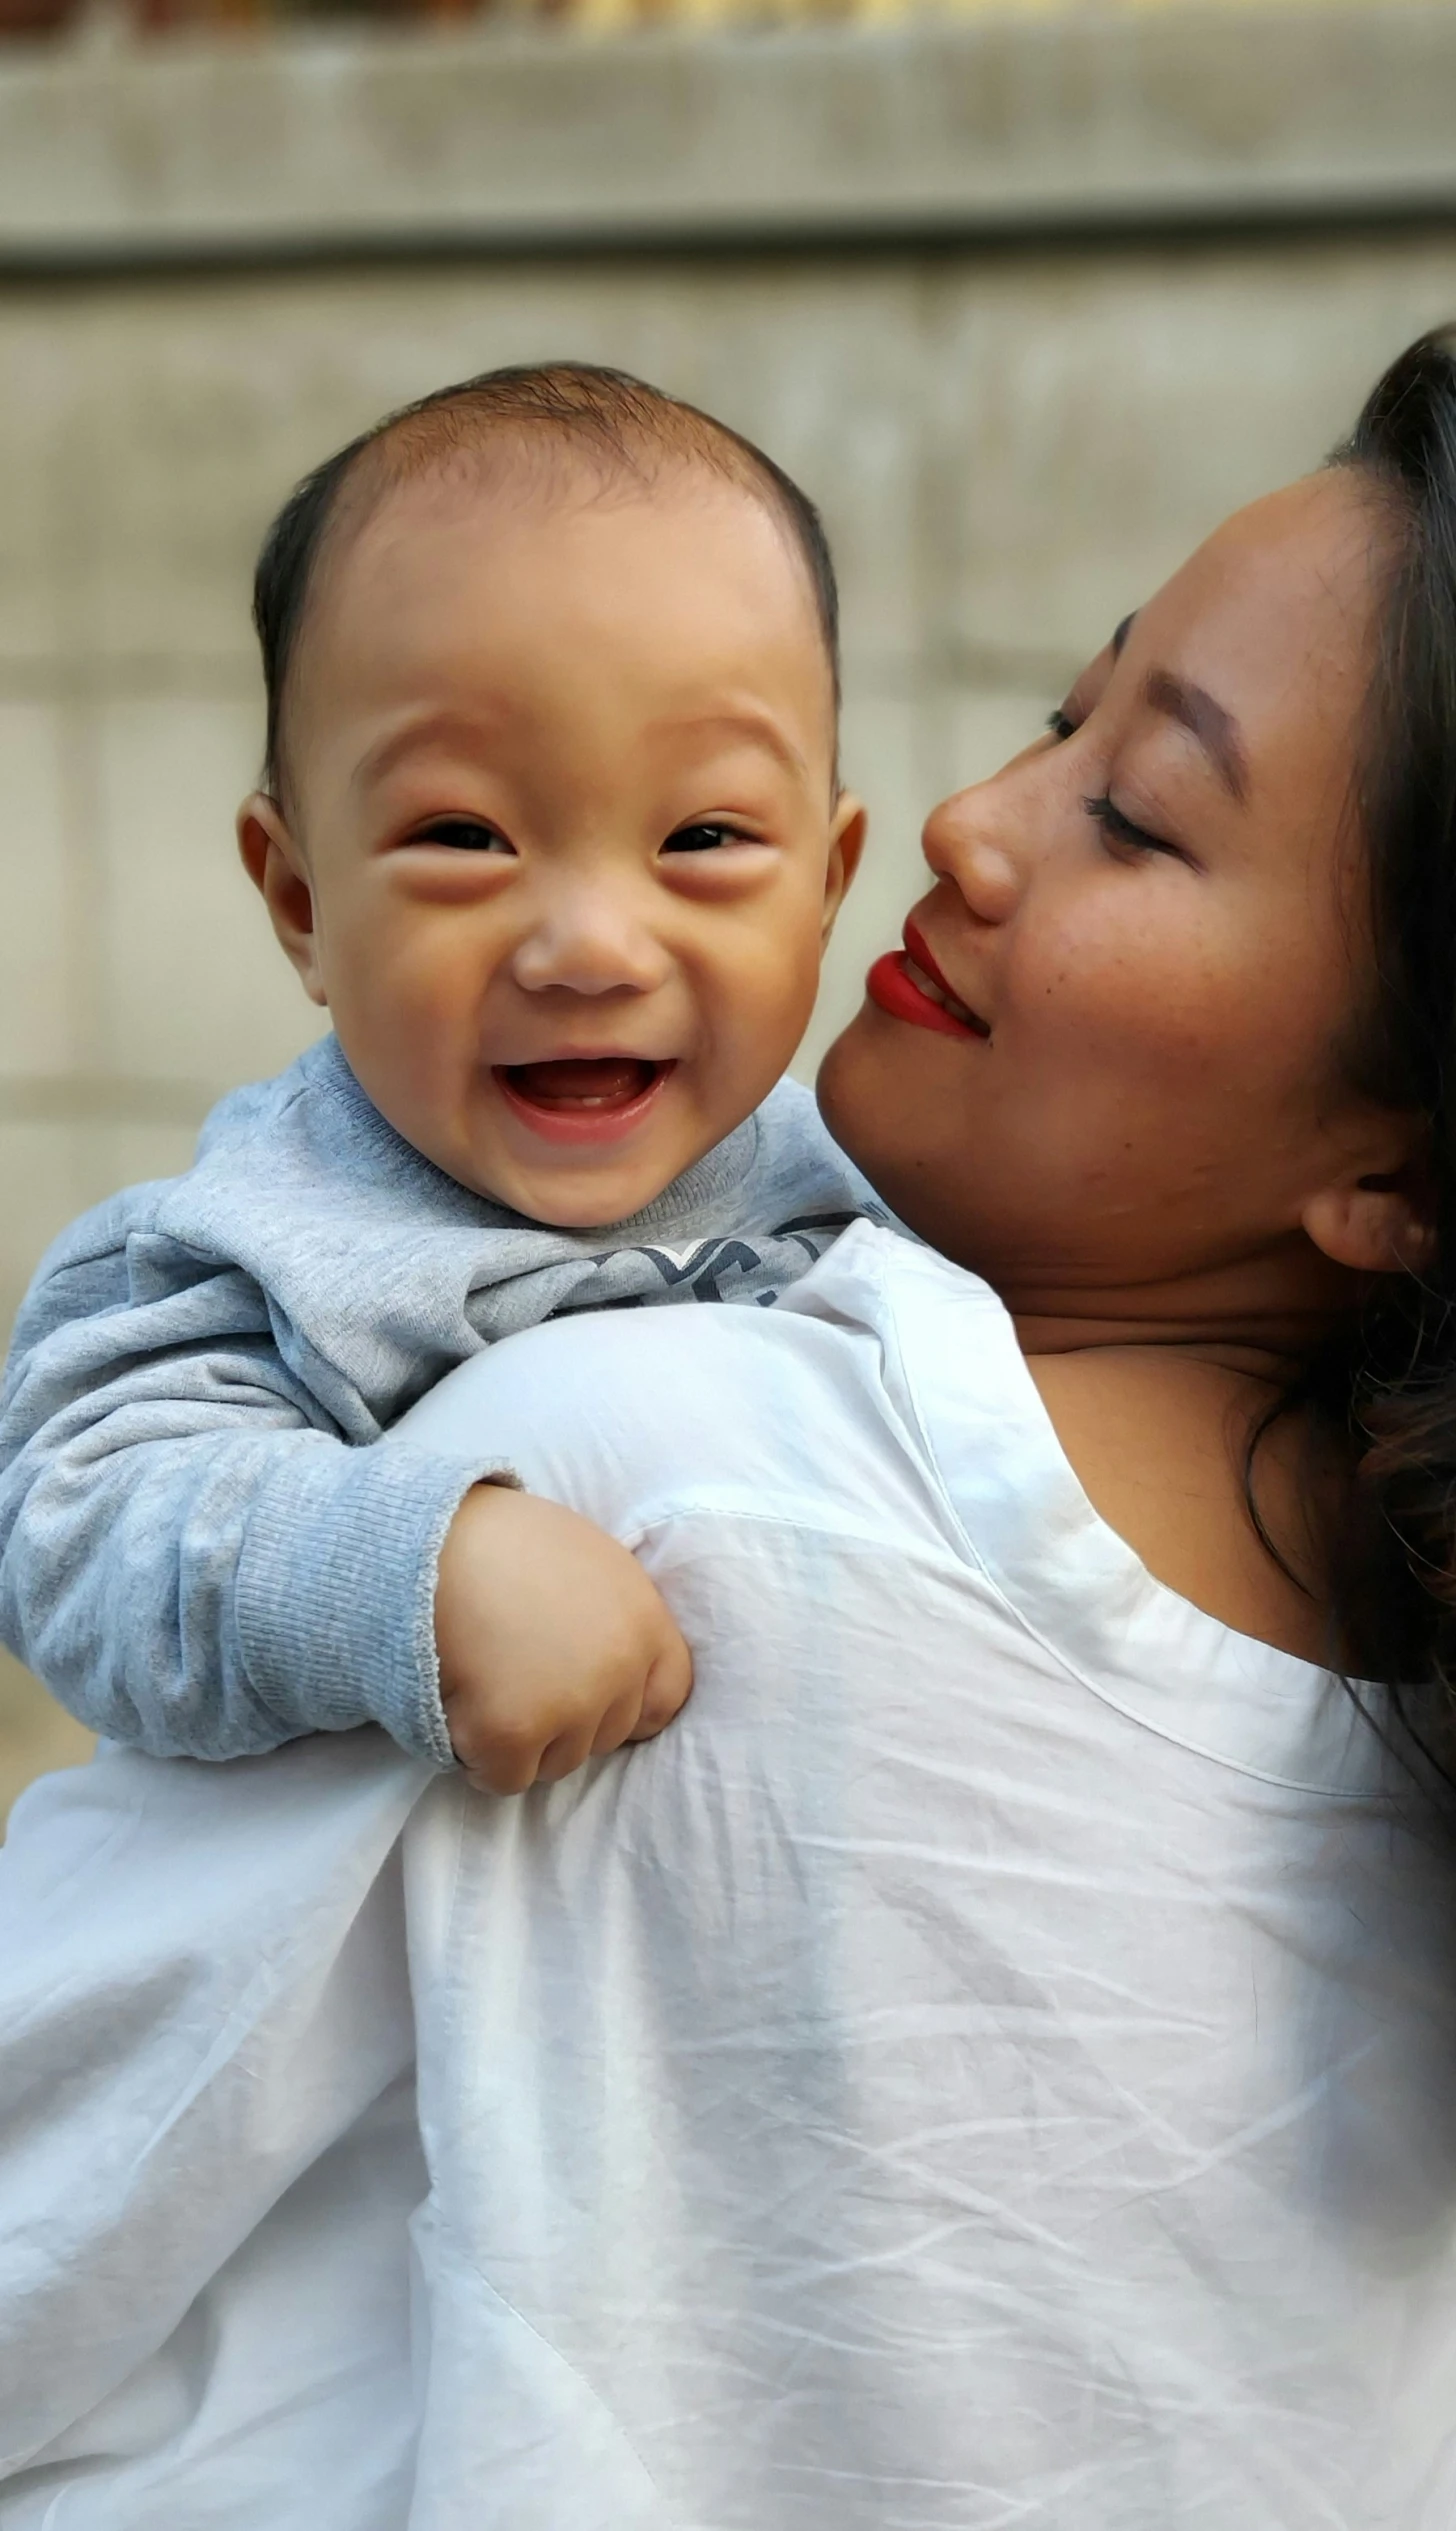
xmin=998 ymin=1248 xmax=1358 ymax=1666
xmin=988 ymin=1238 xmax=1362 ymax=1662
xmin=997 ymin=1238 xmax=1361 ymax=1385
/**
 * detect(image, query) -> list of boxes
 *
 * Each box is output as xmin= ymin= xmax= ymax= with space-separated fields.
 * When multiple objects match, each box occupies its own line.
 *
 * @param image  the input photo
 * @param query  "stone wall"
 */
xmin=3 ymin=5 xmax=1456 ymax=1807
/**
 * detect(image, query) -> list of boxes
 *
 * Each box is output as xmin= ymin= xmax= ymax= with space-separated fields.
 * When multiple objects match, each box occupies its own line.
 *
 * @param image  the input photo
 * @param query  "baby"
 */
xmin=0 ymin=364 xmax=873 ymax=1794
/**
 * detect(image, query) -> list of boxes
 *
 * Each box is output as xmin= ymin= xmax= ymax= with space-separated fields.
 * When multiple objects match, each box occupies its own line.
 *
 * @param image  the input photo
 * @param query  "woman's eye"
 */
xmin=1046 ymin=709 xmax=1079 ymax=743
xmin=413 ymin=818 xmax=515 ymax=855
xmin=661 ymin=823 xmax=751 ymax=855
xmin=1084 ymin=793 xmax=1180 ymax=860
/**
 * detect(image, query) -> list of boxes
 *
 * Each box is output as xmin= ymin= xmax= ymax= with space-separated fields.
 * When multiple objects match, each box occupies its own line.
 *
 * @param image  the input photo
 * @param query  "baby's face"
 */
xmin=240 ymin=463 xmax=862 ymax=1227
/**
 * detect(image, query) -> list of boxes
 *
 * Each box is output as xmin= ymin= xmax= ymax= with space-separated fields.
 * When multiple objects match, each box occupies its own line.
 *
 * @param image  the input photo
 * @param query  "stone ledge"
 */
xmin=0 ymin=8 xmax=1452 ymax=265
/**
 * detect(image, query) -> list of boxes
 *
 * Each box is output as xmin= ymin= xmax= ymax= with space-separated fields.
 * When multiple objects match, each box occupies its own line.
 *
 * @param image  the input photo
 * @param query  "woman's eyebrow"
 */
xmin=1143 ymin=666 xmax=1250 ymax=804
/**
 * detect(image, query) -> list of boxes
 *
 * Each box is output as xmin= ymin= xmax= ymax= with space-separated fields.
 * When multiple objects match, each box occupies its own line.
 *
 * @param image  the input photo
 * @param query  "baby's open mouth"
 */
xmin=498 ymin=1057 xmax=669 ymax=1113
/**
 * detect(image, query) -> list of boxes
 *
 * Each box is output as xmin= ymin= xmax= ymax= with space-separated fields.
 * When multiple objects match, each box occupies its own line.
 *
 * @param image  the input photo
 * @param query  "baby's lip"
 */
xmin=493 ymin=1056 xmax=675 ymax=1150
xmin=495 ymin=1056 xmax=672 ymax=1110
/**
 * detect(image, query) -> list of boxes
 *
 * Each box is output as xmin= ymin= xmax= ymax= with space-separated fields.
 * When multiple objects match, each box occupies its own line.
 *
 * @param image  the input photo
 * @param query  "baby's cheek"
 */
xmin=718 ymin=934 xmax=815 ymax=1047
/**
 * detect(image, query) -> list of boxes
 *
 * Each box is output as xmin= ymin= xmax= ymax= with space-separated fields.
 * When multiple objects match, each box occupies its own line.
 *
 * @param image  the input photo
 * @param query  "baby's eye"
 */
xmin=413 ymin=817 xmax=515 ymax=855
xmin=661 ymin=822 xmax=754 ymax=855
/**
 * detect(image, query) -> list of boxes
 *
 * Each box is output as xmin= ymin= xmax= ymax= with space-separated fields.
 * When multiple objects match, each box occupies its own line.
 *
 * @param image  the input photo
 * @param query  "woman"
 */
xmin=6 ymin=330 xmax=1456 ymax=2528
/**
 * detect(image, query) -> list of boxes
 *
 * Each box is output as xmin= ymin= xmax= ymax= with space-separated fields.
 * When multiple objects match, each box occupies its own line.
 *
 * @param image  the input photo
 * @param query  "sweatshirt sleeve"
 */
xmin=0 ymin=1210 xmax=501 ymax=1767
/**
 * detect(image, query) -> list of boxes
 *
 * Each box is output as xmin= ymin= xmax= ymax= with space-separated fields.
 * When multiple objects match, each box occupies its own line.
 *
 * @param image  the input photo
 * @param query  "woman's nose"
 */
xmin=920 ymin=786 xmax=1022 ymax=926
xmin=509 ymin=885 xmax=671 ymax=999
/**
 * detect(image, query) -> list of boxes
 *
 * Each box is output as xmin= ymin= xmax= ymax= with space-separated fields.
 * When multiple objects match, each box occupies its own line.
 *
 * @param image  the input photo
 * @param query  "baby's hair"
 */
xmin=252 ymin=361 xmax=842 ymax=801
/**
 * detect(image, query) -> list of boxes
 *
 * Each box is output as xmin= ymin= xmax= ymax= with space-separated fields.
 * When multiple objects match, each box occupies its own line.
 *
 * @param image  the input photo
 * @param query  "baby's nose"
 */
xmin=510 ymin=890 xmax=671 ymax=997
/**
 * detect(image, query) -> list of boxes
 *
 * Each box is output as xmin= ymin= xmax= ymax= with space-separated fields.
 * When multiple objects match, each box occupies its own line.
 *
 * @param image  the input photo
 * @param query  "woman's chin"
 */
xmin=816 ymin=1012 xmax=944 ymax=1247
xmin=817 ymin=1006 xmax=1004 ymax=1276
xmin=814 ymin=1010 xmax=880 ymax=1174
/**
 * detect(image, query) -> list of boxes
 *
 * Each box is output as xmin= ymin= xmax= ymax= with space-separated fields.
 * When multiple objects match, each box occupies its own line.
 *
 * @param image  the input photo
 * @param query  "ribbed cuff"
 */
xmin=235 ymin=1438 xmax=512 ymax=1766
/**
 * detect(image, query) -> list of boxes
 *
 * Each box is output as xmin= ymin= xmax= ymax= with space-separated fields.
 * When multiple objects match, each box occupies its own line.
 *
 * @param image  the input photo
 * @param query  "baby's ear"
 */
xmin=237 ymin=794 xmax=328 ymax=1008
xmin=823 ymin=794 xmax=868 ymax=941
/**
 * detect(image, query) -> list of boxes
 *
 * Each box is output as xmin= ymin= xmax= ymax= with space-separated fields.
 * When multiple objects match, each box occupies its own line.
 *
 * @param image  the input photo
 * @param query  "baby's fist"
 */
xmin=434 ymin=1484 xmax=692 ymax=1793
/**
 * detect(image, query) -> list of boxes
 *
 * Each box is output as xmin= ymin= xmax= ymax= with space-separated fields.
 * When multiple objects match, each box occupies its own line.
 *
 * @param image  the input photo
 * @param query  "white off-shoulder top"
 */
xmin=3 ymin=1223 xmax=1454 ymax=2530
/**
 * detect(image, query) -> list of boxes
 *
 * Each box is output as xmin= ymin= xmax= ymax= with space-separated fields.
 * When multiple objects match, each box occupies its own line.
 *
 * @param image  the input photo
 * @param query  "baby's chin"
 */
xmin=449 ymin=1115 xmax=723 ymax=1232
xmin=461 ymin=1152 xmax=689 ymax=1231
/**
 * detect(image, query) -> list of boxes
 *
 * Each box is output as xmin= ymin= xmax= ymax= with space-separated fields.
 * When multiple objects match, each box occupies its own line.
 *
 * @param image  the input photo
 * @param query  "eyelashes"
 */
xmin=412 ymin=817 xmax=514 ymax=854
xmin=1047 ymin=709 xmax=1180 ymax=860
xmin=1083 ymin=793 xmax=1180 ymax=859
xmin=660 ymin=823 xmax=756 ymax=855
xmin=406 ymin=818 xmax=759 ymax=856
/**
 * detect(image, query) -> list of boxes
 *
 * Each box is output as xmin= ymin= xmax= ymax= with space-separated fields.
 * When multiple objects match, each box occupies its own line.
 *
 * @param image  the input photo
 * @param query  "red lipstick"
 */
xmin=866 ymin=919 xmax=989 ymax=1041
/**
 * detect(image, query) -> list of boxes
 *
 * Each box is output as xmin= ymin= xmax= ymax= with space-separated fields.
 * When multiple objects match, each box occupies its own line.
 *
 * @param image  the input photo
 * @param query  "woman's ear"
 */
xmin=822 ymin=795 xmax=868 ymax=943
xmin=1302 ymin=1142 xmax=1437 ymax=1278
xmin=237 ymin=793 xmax=328 ymax=1008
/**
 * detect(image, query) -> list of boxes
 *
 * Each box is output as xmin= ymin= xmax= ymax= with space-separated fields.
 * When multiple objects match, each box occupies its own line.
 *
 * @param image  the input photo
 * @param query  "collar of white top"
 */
xmin=830 ymin=1222 xmax=1381 ymax=1801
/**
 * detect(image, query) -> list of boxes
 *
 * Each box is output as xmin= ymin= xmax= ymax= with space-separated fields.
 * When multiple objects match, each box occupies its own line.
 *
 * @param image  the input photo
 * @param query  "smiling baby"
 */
xmin=0 ymin=364 xmax=873 ymax=1791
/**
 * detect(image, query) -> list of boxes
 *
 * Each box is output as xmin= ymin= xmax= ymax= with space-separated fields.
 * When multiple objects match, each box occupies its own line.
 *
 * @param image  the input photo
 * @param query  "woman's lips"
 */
xmin=866 ymin=930 xmax=990 ymax=1041
xmin=496 ymin=1057 xmax=674 ymax=1147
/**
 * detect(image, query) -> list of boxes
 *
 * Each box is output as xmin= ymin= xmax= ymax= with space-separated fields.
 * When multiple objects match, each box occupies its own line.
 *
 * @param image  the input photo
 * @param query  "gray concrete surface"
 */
xmin=2 ymin=9 xmax=1455 ymax=1803
xmin=0 ymin=9 xmax=1454 ymax=261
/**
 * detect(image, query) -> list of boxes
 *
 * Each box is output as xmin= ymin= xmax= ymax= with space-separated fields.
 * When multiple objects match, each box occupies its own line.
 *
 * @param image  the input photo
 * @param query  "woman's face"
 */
xmin=819 ymin=470 xmax=1408 ymax=1317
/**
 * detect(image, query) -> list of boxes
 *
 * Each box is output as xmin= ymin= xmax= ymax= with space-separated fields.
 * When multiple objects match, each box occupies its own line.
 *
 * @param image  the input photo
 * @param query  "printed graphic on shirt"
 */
xmin=544 ymin=1210 xmax=875 ymax=1319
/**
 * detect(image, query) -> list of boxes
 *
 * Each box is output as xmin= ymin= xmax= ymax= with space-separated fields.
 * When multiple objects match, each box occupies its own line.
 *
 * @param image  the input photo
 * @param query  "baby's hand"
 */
xmin=433 ymin=1485 xmax=693 ymax=1793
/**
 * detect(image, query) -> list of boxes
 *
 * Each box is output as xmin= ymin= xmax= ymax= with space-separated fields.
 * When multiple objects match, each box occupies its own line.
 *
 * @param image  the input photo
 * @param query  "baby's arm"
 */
xmin=0 ymin=1213 xmax=689 ymax=1776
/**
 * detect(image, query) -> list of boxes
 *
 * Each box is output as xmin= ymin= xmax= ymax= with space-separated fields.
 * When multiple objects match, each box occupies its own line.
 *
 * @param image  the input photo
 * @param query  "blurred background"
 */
xmin=1 ymin=0 xmax=1454 ymax=1809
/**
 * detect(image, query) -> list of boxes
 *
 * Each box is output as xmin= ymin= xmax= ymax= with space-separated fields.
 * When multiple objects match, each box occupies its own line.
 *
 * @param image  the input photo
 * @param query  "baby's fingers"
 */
xmin=535 ymin=1716 xmax=604 ymax=1783
xmin=627 ymin=1624 xmax=693 ymax=1743
xmin=458 ymin=1723 xmax=552 ymax=1797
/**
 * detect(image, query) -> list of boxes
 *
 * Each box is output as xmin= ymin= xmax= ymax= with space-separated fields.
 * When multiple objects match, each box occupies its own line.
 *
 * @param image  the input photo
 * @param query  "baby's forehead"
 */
xmin=305 ymin=442 xmax=834 ymax=693
xmin=272 ymin=410 xmax=841 ymax=808
xmin=284 ymin=446 xmax=837 ymax=795
xmin=327 ymin=431 xmax=791 ymax=589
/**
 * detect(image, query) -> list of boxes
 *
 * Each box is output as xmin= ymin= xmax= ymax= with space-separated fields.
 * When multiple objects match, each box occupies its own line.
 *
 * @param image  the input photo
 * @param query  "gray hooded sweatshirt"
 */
xmin=0 ymin=1035 xmax=873 ymax=1765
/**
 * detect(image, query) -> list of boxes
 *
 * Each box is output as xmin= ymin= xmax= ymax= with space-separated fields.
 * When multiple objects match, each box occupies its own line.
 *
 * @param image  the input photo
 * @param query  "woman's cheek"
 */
xmin=1037 ymin=924 xmax=1227 ymax=1077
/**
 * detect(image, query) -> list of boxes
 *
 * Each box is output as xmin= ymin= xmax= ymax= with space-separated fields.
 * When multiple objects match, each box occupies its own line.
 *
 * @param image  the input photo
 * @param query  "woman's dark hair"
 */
xmin=1286 ymin=325 xmax=1456 ymax=1775
xmin=250 ymin=361 xmax=841 ymax=801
